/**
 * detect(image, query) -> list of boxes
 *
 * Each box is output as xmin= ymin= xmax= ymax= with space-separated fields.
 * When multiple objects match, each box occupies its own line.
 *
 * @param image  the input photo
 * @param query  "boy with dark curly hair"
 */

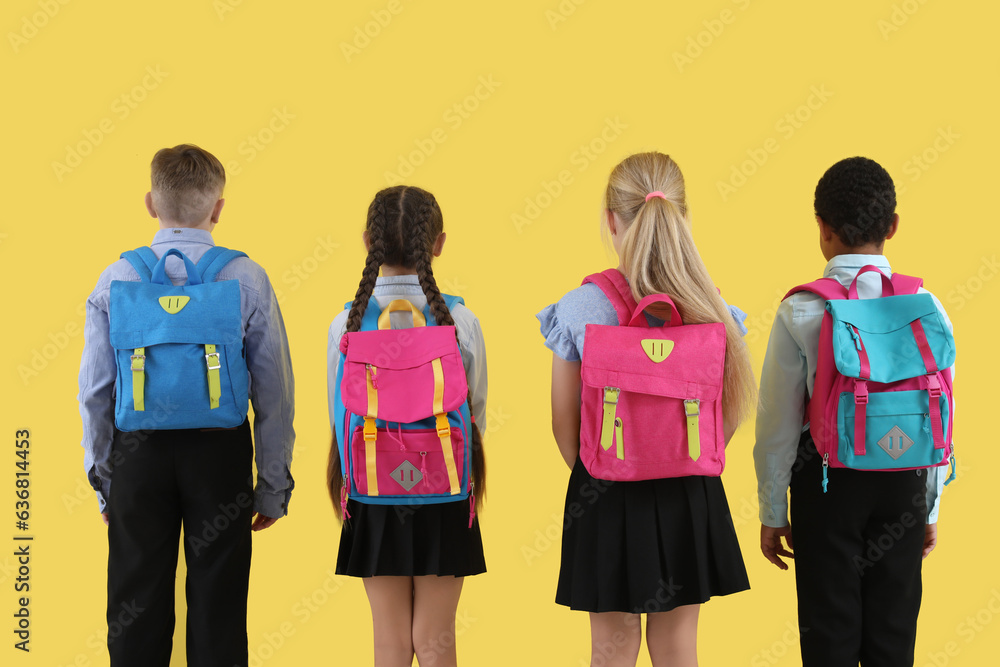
xmin=753 ymin=156 xmax=953 ymax=666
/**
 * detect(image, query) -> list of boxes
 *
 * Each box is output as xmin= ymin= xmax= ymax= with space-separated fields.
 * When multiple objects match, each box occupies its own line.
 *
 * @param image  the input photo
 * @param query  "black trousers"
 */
xmin=106 ymin=422 xmax=254 ymax=667
xmin=790 ymin=431 xmax=927 ymax=667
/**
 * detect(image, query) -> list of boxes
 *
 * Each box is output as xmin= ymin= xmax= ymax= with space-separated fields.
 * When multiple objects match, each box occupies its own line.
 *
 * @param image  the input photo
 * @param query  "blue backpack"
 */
xmin=332 ymin=294 xmax=473 ymax=513
xmin=109 ymin=246 xmax=249 ymax=431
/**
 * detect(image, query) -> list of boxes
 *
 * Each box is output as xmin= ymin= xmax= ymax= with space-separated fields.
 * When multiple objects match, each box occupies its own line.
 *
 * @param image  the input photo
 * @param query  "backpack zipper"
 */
xmin=821 ymin=453 xmax=829 ymax=493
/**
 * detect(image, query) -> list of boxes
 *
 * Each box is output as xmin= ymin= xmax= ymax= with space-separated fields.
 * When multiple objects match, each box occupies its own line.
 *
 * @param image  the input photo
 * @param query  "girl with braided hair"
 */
xmin=538 ymin=152 xmax=753 ymax=666
xmin=327 ymin=185 xmax=487 ymax=666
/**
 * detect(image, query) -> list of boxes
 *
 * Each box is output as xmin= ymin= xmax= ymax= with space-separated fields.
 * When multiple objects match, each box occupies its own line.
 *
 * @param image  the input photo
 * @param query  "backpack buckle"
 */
xmin=683 ymin=399 xmax=700 ymax=417
xmin=130 ymin=353 xmax=146 ymax=371
xmin=205 ymin=351 xmax=221 ymax=371
xmin=603 ymin=387 xmax=620 ymax=405
xmin=926 ymin=375 xmax=942 ymax=398
xmin=435 ymin=413 xmax=451 ymax=438
xmin=363 ymin=417 xmax=377 ymax=442
xmin=853 ymin=379 xmax=869 ymax=405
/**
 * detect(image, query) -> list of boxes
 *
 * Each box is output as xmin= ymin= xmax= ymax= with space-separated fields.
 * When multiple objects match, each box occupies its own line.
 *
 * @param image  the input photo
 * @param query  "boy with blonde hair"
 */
xmin=78 ymin=144 xmax=295 ymax=667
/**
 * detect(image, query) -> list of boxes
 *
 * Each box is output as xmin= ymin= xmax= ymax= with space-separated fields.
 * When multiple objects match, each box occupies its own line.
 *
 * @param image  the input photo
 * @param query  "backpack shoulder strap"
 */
xmin=890 ymin=272 xmax=923 ymax=295
xmin=196 ymin=246 xmax=249 ymax=282
xmin=583 ymin=269 xmax=636 ymax=326
xmin=783 ymin=277 xmax=848 ymax=302
xmin=120 ymin=246 xmax=158 ymax=282
xmin=418 ymin=294 xmax=466 ymax=327
xmin=441 ymin=293 xmax=465 ymax=310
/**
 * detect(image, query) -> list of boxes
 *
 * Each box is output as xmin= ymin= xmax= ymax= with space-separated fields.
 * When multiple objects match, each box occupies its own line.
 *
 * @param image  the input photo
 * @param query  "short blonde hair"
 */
xmin=150 ymin=144 xmax=225 ymax=225
xmin=605 ymin=152 xmax=756 ymax=428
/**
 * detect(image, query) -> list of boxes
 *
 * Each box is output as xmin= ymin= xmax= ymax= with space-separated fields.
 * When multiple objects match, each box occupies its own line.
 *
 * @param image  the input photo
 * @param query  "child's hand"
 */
xmin=101 ymin=513 xmax=109 ymax=526
xmin=922 ymin=523 xmax=937 ymax=559
xmin=251 ymin=513 xmax=279 ymax=531
xmin=760 ymin=524 xmax=794 ymax=570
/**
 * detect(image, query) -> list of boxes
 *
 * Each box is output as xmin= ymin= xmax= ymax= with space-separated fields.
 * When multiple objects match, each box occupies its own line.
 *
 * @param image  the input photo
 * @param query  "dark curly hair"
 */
xmin=814 ymin=157 xmax=896 ymax=247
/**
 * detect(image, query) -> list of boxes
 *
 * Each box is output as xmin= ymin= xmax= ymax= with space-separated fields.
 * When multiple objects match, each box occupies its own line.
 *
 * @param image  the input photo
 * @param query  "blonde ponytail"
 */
xmin=606 ymin=152 xmax=756 ymax=428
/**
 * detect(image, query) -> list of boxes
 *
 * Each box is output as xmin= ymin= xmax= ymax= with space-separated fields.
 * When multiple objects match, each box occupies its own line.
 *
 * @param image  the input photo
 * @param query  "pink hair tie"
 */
xmin=645 ymin=191 xmax=667 ymax=202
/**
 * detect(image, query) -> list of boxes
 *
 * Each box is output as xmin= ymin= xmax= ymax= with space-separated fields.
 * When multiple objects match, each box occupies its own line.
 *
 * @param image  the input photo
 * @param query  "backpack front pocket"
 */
xmin=349 ymin=425 xmax=467 ymax=498
xmin=837 ymin=389 xmax=950 ymax=470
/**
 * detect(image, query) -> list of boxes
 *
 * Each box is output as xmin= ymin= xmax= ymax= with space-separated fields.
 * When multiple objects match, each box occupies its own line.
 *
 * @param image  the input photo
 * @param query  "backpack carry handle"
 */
xmin=150 ymin=249 xmax=203 ymax=286
xmin=848 ymin=265 xmax=894 ymax=300
xmin=377 ymin=299 xmax=427 ymax=329
xmin=629 ymin=294 xmax=683 ymax=327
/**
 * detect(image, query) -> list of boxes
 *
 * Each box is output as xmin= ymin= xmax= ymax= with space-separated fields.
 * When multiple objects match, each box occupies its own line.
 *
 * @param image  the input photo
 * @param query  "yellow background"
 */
xmin=3 ymin=0 xmax=998 ymax=664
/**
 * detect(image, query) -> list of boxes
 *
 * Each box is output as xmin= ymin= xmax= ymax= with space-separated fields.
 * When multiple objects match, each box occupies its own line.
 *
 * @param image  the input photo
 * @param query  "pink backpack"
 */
xmin=785 ymin=265 xmax=956 ymax=491
xmin=579 ymin=269 xmax=727 ymax=481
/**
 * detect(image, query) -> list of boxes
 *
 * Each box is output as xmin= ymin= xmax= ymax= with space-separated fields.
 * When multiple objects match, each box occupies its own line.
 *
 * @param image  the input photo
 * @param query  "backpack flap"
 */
xmin=580 ymin=322 xmax=725 ymax=401
xmin=826 ymin=293 xmax=955 ymax=383
xmin=340 ymin=325 xmax=468 ymax=424
xmin=580 ymin=320 xmax=725 ymax=475
xmin=109 ymin=281 xmax=243 ymax=349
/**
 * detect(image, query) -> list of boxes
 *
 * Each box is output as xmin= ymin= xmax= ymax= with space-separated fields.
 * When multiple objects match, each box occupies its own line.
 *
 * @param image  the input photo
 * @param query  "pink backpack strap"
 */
xmin=583 ymin=269 xmax=638 ymax=326
xmin=890 ymin=272 xmax=923 ymax=295
xmin=783 ymin=277 xmax=848 ymax=302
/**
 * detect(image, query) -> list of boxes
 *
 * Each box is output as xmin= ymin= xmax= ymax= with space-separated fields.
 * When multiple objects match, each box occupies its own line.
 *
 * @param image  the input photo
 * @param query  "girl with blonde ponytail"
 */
xmin=327 ymin=186 xmax=487 ymax=667
xmin=538 ymin=152 xmax=754 ymax=666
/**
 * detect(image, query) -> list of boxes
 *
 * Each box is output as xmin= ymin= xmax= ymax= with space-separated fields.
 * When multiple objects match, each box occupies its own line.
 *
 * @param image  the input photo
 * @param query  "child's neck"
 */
xmin=824 ymin=242 xmax=885 ymax=262
xmin=381 ymin=264 xmax=417 ymax=277
xmin=159 ymin=220 xmax=215 ymax=232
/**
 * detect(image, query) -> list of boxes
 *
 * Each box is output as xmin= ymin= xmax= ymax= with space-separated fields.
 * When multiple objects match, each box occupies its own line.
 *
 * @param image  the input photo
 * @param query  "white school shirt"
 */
xmin=753 ymin=254 xmax=953 ymax=528
xmin=327 ymin=275 xmax=488 ymax=431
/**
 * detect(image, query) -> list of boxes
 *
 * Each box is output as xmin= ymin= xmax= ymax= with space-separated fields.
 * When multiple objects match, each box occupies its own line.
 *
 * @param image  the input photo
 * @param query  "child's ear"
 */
xmin=884 ymin=214 xmax=900 ymax=240
xmin=432 ymin=232 xmax=446 ymax=257
xmin=606 ymin=210 xmax=618 ymax=236
xmin=145 ymin=192 xmax=158 ymax=219
xmin=209 ymin=198 xmax=225 ymax=225
xmin=816 ymin=216 xmax=835 ymax=241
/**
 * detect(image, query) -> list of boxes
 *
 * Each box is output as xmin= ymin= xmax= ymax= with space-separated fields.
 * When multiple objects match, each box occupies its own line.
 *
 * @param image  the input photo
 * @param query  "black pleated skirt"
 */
xmin=336 ymin=498 xmax=486 ymax=578
xmin=556 ymin=458 xmax=750 ymax=613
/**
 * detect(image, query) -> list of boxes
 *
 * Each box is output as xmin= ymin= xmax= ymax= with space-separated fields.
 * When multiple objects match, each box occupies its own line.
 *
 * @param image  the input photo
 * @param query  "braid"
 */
xmin=345 ymin=195 xmax=387 ymax=333
xmin=409 ymin=191 xmax=486 ymax=509
xmin=410 ymin=195 xmax=455 ymax=327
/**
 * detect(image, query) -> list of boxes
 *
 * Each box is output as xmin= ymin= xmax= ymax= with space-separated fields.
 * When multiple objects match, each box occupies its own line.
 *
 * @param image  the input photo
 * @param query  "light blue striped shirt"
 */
xmin=78 ymin=228 xmax=296 ymax=518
